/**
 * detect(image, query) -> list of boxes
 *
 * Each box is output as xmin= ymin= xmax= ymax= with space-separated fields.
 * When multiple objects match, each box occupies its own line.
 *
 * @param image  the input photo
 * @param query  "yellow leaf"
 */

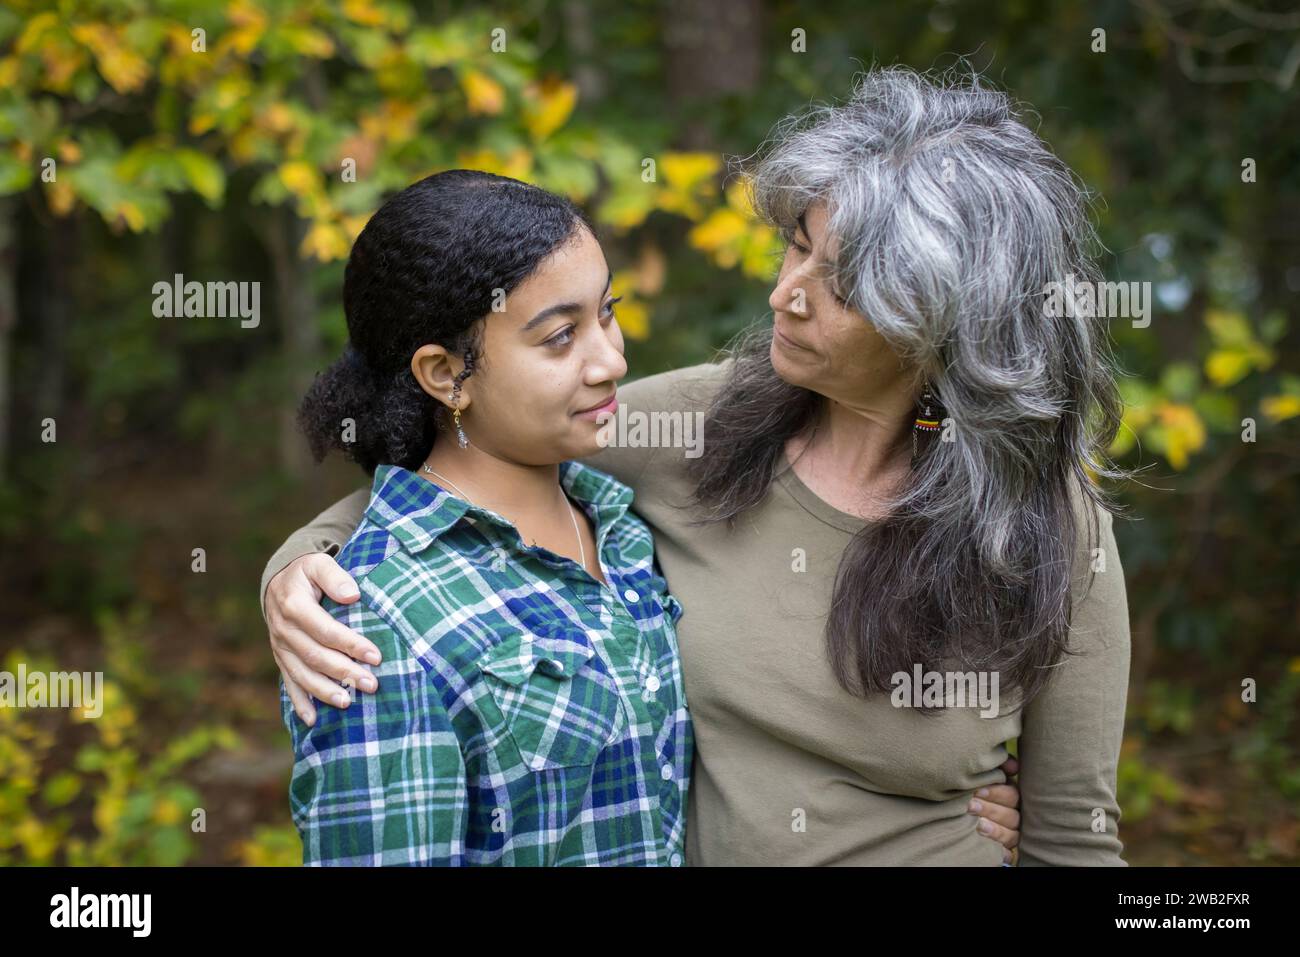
xmin=660 ymin=152 xmax=721 ymax=192
xmin=614 ymin=299 xmax=649 ymax=340
xmin=1261 ymin=394 xmax=1300 ymax=422
xmin=40 ymin=41 xmax=86 ymax=93
xmin=93 ymin=793 xmax=125 ymax=837
xmin=152 ymin=797 xmax=183 ymax=826
xmin=524 ymin=79 xmax=577 ymax=140
xmin=1156 ymin=402 xmax=1206 ymax=470
xmin=461 ymin=69 xmax=505 ymax=115
xmin=361 ymin=99 xmax=419 ymax=145
xmin=224 ymin=0 xmax=267 ymax=55
xmin=278 ymin=160 xmax=319 ymax=197
xmin=343 ymin=0 xmax=388 ymax=26
xmin=1205 ymin=349 xmax=1253 ymax=387
xmin=0 ymin=56 xmax=19 ymax=87
xmin=46 ymin=179 xmax=76 ymax=216
xmin=300 ymin=222 xmax=350 ymax=262
xmin=455 ymin=148 xmax=533 ymax=180
xmin=258 ymin=102 xmax=296 ymax=134
xmin=16 ymin=13 xmax=60 ymax=55
xmin=189 ymin=111 xmax=218 ymax=136
xmin=611 ymin=271 xmax=650 ymax=340
xmin=688 ymin=208 xmax=748 ymax=253
xmin=71 ymin=23 xmax=150 ymax=94
xmin=113 ymin=201 xmax=146 ymax=232
xmin=724 ymin=176 xmax=757 ymax=218
xmin=342 ymin=214 xmax=370 ymax=242
xmin=281 ymin=25 xmax=335 ymax=58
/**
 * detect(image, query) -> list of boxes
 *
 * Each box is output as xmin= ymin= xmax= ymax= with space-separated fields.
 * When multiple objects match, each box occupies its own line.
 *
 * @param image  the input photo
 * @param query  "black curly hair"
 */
xmin=298 ymin=169 xmax=592 ymax=475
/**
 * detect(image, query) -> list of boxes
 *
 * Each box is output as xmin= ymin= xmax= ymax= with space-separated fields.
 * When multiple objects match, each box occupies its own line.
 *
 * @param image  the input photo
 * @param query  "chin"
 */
xmin=769 ymin=338 xmax=812 ymax=389
xmin=563 ymin=426 xmax=609 ymax=460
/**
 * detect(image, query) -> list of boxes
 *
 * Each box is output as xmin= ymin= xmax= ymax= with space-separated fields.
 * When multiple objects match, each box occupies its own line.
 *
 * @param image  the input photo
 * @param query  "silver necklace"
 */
xmin=420 ymin=462 xmax=586 ymax=571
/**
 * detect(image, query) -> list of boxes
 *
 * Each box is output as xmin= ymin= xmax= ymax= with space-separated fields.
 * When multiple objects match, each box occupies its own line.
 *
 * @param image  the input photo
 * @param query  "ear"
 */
xmin=411 ymin=344 xmax=471 ymax=410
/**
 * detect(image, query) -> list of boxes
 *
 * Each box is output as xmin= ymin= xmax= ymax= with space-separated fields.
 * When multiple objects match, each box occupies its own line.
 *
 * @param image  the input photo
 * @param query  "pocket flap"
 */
xmin=479 ymin=629 xmax=596 ymax=687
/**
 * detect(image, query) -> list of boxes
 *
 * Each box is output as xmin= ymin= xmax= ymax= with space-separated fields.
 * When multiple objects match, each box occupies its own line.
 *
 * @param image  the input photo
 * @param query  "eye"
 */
xmin=790 ymin=239 xmax=811 ymax=255
xmin=602 ymin=296 xmax=623 ymax=321
xmin=545 ymin=325 xmax=576 ymax=348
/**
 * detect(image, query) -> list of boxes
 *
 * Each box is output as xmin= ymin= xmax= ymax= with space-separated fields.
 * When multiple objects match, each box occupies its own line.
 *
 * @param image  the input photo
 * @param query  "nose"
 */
xmin=585 ymin=324 xmax=628 ymax=385
xmin=769 ymin=262 xmax=810 ymax=318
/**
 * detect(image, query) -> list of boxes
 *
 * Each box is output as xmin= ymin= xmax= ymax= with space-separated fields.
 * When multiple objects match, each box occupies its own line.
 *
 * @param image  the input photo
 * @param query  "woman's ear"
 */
xmin=411 ymin=344 xmax=470 ymax=410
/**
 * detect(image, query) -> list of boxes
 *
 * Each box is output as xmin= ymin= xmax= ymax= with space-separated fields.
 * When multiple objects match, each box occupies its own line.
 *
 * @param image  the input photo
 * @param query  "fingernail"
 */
xmin=1003 ymin=851 xmax=1012 ymax=864
xmin=365 ymin=652 xmax=381 ymax=665
xmin=976 ymin=787 xmax=989 ymax=797
xmin=360 ymin=676 xmax=377 ymax=693
xmin=304 ymin=712 xmax=315 ymax=726
xmin=334 ymin=692 xmax=350 ymax=707
xmin=978 ymin=819 xmax=993 ymax=834
xmin=969 ymin=799 xmax=983 ymax=814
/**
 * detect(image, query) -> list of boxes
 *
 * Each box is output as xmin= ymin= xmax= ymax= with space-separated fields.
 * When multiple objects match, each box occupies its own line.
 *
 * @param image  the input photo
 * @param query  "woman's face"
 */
xmin=413 ymin=225 xmax=628 ymax=465
xmin=768 ymin=201 xmax=914 ymax=408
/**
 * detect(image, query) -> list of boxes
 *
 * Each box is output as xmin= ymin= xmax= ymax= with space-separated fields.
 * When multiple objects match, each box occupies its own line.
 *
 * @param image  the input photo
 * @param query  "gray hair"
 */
xmin=687 ymin=65 xmax=1132 ymax=709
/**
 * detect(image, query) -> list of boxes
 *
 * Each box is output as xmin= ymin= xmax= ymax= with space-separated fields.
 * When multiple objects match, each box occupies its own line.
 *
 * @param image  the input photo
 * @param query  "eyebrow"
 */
xmin=521 ymin=271 xmax=614 ymax=333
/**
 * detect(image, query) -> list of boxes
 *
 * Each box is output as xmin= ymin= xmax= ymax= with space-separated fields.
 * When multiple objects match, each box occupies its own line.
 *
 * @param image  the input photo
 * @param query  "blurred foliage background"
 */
xmin=0 ymin=0 xmax=1296 ymax=866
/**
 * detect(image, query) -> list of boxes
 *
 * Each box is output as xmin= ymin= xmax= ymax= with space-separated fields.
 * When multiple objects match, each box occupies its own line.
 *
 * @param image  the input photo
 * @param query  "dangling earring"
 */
xmin=449 ymin=387 xmax=468 ymax=449
xmin=911 ymin=378 xmax=943 ymax=466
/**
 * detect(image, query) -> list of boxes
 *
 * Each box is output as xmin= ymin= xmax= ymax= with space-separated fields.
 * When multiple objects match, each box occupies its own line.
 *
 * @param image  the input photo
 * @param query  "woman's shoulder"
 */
xmin=580 ymin=358 xmax=733 ymax=485
xmin=616 ymin=356 xmax=735 ymax=416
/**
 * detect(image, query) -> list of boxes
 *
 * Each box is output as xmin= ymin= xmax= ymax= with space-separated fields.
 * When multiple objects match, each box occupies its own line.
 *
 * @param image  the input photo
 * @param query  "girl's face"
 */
xmin=412 ymin=225 xmax=628 ymax=465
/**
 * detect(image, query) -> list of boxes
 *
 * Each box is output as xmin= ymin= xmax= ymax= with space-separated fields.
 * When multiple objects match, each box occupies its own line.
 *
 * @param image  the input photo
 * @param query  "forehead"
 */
xmin=799 ymin=201 xmax=830 ymax=236
xmin=520 ymin=227 xmax=604 ymax=286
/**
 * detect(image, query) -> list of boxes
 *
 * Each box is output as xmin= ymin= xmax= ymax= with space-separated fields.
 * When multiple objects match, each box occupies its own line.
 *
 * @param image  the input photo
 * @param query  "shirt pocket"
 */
xmin=477 ymin=627 xmax=626 ymax=773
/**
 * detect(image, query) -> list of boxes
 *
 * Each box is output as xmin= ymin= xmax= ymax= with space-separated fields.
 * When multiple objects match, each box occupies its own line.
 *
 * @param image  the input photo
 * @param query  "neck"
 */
xmin=420 ymin=443 xmax=565 ymax=516
xmin=799 ymin=390 xmax=914 ymax=480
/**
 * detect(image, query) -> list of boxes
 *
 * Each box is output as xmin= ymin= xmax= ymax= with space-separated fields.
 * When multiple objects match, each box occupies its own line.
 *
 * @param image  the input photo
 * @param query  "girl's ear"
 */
xmin=411 ymin=344 xmax=470 ymax=409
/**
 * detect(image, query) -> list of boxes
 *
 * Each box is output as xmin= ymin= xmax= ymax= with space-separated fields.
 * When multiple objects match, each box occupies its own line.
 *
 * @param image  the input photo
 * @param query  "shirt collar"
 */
xmin=365 ymin=460 xmax=634 ymax=556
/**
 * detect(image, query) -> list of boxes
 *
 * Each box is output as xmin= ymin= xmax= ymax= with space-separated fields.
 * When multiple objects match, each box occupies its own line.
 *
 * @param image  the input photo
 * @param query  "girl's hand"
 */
xmin=970 ymin=756 xmax=1022 ymax=864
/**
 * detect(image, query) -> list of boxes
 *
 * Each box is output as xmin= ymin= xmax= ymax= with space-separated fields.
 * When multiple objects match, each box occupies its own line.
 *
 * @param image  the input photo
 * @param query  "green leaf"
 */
xmin=1160 ymin=361 xmax=1199 ymax=401
xmin=175 ymin=148 xmax=225 ymax=204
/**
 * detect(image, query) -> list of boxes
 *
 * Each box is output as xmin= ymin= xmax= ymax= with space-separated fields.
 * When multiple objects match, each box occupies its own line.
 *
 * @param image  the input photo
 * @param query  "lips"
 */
xmin=774 ymin=324 xmax=810 ymax=351
xmin=575 ymin=393 xmax=617 ymax=414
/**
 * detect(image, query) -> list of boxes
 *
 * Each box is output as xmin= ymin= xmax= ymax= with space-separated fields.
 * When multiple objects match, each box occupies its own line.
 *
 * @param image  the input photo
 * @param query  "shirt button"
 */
xmin=669 ymin=853 xmax=682 ymax=867
xmin=623 ymin=588 xmax=638 ymax=603
xmin=645 ymin=674 xmax=661 ymax=693
xmin=660 ymin=763 xmax=674 ymax=781
xmin=551 ymin=659 xmax=564 ymax=672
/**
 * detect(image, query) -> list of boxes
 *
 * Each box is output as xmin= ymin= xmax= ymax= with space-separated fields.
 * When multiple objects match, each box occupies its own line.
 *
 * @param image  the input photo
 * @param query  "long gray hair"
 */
xmin=686 ymin=65 xmax=1131 ymax=711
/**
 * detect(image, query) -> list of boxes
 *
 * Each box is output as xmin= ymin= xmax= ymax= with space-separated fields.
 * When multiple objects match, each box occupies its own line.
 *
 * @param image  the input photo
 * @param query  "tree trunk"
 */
xmin=662 ymin=0 xmax=763 ymax=149
xmin=264 ymin=207 xmax=321 ymax=479
xmin=0 ymin=198 xmax=15 ymax=479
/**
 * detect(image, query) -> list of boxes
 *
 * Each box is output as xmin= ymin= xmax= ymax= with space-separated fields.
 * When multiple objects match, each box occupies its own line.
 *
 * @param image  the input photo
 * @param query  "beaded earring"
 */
xmin=911 ymin=379 xmax=943 ymax=466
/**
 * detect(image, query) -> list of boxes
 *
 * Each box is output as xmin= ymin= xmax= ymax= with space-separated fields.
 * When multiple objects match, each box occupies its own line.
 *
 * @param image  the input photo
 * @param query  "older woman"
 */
xmin=261 ymin=66 xmax=1130 ymax=865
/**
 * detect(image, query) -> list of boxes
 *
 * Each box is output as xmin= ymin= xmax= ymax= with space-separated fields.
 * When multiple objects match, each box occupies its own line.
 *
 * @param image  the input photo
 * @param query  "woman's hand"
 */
xmin=267 ymin=553 xmax=382 ymax=726
xmin=969 ymin=756 xmax=1022 ymax=864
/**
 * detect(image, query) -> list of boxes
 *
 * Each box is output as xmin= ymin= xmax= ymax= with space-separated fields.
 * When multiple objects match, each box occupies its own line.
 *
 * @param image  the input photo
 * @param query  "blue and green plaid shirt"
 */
xmin=282 ymin=461 xmax=692 ymax=866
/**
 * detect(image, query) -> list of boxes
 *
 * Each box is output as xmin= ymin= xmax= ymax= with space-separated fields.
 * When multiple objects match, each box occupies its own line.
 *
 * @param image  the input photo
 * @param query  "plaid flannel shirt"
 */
xmin=282 ymin=461 xmax=692 ymax=866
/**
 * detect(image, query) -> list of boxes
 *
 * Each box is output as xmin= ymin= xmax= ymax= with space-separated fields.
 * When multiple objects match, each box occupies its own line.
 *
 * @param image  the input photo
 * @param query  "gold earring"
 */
xmin=453 ymin=407 xmax=467 ymax=448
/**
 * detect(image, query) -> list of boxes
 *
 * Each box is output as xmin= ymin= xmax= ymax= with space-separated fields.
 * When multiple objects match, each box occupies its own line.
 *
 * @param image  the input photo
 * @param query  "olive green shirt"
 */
xmin=262 ymin=359 xmax=1131 ymax=866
